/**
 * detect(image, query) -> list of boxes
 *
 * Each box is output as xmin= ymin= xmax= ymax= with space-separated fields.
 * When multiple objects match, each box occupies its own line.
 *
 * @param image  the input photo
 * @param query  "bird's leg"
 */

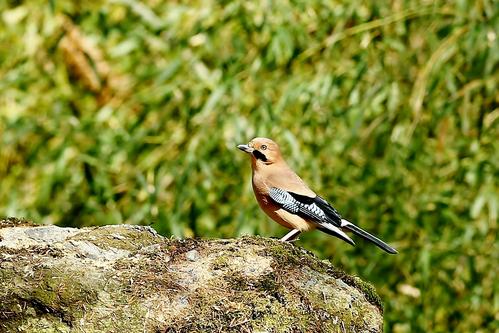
xmin=280 ymin=229 xmax=301 ymax=242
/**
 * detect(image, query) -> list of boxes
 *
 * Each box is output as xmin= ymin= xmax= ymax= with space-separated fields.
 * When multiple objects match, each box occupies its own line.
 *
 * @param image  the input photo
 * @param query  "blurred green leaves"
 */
xmin=0 ymin=0 xmax=498 ymax=332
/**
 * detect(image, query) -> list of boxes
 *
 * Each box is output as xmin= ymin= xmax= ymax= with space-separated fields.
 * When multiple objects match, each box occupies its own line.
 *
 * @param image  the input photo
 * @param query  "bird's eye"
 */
xmin=261 ymin=145 xmax=267 ymax=150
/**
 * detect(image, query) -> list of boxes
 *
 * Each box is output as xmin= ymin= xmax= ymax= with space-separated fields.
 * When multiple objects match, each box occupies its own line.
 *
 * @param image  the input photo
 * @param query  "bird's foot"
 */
xmin=282 ymin=237 xmax=300 ymax=243
xmin=280 ymin=229 xmax=301 ymax=242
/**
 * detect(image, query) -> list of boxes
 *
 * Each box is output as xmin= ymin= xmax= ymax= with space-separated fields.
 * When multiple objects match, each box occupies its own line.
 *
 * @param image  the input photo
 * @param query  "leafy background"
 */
xmin=1 ymin=0 xmax=497 ymax=332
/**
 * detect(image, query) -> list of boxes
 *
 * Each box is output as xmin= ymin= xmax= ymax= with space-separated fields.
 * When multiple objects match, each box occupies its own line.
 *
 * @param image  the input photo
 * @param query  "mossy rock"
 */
xmin=0 ymin=218 xmax=383 ymax=332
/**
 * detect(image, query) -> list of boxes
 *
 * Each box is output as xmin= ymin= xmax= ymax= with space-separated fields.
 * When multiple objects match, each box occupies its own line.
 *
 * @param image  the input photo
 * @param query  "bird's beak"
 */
xmin=237 ymin=144 xmax=254 ymax=153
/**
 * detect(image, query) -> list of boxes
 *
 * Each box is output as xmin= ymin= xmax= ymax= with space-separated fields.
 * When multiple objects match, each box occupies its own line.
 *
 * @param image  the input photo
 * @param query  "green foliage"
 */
xmin=0 ymin=0 xmax=497 ymax=332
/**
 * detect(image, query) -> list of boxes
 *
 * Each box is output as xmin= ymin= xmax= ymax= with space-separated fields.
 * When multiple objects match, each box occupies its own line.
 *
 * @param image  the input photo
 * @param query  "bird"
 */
xmin=237 ymin=137 xmax=397 ymax=254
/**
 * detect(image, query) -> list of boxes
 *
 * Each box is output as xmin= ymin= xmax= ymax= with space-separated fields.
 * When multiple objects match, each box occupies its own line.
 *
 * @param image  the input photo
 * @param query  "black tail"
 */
xmin=342 ymin=220 xmax=398 ymax=254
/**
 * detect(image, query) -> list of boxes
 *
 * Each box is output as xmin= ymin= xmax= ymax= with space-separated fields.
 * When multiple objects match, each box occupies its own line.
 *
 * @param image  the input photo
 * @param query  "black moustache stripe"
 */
xmin=252 ymin=150 xmax=268 ymax=162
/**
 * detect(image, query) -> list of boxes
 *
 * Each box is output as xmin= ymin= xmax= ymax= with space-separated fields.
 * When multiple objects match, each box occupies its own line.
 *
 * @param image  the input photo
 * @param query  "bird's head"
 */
xmin=237 ymin=137 xmax=282 ymax=166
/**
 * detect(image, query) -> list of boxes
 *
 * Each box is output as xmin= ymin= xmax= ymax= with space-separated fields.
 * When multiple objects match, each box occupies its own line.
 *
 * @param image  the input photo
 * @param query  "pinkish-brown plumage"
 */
xmin=237 ymin=137 xmax=397 ymax=254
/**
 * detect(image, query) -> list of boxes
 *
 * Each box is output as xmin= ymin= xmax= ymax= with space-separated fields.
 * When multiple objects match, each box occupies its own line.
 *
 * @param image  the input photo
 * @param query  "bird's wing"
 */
xmin=268 ymin=187 xmax=328 ymax=222
xmin=313 ymin=195 xmax=343 ymax=225
xmin=268 ymin=187 xmax=354 ymax=245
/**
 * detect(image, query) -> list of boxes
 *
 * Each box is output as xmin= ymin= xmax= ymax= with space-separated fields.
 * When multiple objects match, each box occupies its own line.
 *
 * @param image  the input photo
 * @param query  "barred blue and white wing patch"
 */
xmin=268 ymin=187 xmax=300 ymax=213
xmin=269 ymin=187 xmax=327 ymax=222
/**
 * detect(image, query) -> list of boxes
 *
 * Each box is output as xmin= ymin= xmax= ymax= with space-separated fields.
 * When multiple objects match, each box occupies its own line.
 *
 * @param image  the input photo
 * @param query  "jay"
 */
xmin=237 ymin=137 xmax=397 ymax=254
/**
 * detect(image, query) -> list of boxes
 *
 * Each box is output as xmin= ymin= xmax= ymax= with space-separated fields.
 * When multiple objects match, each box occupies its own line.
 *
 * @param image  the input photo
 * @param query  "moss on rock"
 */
xmin=0 ymin=222 xmax=383 ymax=332
xmin=0 ymin=217 xmax=37 ymax=229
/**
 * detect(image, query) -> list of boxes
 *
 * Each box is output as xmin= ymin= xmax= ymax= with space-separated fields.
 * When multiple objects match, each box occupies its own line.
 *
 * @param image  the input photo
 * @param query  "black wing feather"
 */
xmin=313 ymin=196 xmax=343 ymax=225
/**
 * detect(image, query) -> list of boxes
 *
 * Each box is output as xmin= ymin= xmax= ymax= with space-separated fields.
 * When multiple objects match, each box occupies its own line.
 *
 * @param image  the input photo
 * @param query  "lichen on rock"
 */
xmin=0 ymin=218 xmax=383 ymax=332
